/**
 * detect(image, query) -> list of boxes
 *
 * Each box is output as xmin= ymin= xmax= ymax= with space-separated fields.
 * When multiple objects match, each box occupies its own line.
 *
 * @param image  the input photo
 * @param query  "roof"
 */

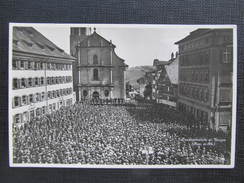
xmin=153 ymin=59 xmax=168 ymax=66
xmin=79 ymin=31 xmax=116 ymax=47
xmin=164 ymin=56 xmax=179 ymax=84
xmin=13 ymin=27 xmax=75 ymax=60
xmin=175 ymin=29 xmax=211 ymax=44
xmin=79 ymin=30 xmax=127 ymax=67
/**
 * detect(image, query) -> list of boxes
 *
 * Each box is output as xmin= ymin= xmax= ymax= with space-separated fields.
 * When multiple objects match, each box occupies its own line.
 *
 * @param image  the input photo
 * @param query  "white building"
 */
xmin=10 ymin=27 xmax=76 ymax=125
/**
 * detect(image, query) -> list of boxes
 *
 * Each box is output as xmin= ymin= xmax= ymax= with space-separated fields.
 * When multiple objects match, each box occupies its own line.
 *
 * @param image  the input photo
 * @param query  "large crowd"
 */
xmin=13 ymin=102 xmax=229 ymax=165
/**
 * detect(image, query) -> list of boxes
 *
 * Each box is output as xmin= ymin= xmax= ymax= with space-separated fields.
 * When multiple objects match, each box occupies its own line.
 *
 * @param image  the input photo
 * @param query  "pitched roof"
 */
xmin=153 ymin=59 xmax=168 ymax=66
xmin=13 ymin=27 xmax=75 ymax=60
xmin=164 ymin=56 xmax=179 ymax=84
xmin=80 ymin=31 xmax=116 ymax=47
xmin=175 ymin=29 xmax=211 ymax=44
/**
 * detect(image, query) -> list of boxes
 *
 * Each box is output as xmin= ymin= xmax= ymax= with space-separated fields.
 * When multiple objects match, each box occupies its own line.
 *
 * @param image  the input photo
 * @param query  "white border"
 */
xmin=9 ymin=23 xmax=237 ymax=169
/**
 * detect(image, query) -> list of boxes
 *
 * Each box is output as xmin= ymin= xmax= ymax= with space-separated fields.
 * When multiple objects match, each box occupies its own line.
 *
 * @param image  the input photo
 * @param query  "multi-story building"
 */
xmin=11 ymin=27 xmax=76 ymax=125
xmin=152 ymin=58 xmax=169 ymax=101
xmin=175 ymin=29 xmax=233 ymax=131
xmin=155 ymin=53 xmax=179 ymax=108
xmin=70 ymin=27 xmax=128 ymax=101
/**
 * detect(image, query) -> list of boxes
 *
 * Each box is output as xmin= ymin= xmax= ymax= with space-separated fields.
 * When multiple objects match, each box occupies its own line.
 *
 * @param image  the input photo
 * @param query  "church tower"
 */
xmin=70 ymin=27 xmax=91 ymax=101
xmin=70 ymin=27 xmax=91 ymax=56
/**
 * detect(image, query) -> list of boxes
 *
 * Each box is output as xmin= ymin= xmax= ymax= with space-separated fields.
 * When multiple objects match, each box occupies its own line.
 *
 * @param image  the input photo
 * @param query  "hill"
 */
xmin=125 ymin=65 xmax=155 ymax=89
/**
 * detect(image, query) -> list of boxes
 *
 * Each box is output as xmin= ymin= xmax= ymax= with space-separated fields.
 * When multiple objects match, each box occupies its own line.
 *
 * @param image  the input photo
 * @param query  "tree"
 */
xmin=143 ymin=83 xmax=152 ymax=100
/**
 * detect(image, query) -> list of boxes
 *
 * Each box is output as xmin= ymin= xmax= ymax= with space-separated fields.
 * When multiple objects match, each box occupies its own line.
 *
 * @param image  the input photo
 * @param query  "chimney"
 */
xmin=175 ymin=51 xmax=179 ymax=58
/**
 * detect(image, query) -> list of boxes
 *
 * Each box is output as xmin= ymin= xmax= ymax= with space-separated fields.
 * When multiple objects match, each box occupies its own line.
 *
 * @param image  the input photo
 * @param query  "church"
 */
xmin=70 ymin=27 xmax=128 ymax=101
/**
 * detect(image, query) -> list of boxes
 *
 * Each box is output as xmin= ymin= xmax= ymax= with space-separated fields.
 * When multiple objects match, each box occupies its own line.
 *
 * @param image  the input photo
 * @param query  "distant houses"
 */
xmin=136 ymin=28 xmax=233 ymax=131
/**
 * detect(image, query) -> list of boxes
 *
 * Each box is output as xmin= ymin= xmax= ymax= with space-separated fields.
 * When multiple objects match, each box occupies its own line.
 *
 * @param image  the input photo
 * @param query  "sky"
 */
xmin=33 ymin=24 xmax=198 ymax=67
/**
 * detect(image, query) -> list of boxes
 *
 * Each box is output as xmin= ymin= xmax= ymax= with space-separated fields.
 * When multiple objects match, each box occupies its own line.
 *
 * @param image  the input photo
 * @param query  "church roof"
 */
xmin=79 ymin=30 xmax=116 ymax=47
xmin=79 ymin=30 xmax=127 ymax=67
xmin=164 ymin=56 xmax=179 ymax=84
xmin=13 ymin=27 xmax=75 ymax=60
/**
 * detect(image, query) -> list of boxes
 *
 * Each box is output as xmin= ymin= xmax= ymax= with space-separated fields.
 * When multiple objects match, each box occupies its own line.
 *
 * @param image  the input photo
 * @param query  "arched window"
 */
xmin=93 ymin=55 xmax=98 ymax=65
xmin=104 ymin=90 xmax=109 ymax=97
xmin=93 ymin=69 xmax=99 ymax=80
xmin=83 ymin=90 xmax=88 ymax=97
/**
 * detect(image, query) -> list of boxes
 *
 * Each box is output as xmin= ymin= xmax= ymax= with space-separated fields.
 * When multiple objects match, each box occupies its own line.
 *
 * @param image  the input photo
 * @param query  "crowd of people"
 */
xmin=13 ymin=102 xmax=229 ymax=165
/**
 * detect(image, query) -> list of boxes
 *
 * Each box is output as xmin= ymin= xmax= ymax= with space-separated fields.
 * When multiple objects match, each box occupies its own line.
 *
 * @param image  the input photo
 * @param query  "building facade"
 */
xmin=155 ymin=54 xmax=179 ymax=108
xmin=11 ymin=27 xmax=76 ymax=125
xmin=70 ymin=27 xmax=128 ymax=101
xmin=175 ymin=29 xmax=233 ymax=131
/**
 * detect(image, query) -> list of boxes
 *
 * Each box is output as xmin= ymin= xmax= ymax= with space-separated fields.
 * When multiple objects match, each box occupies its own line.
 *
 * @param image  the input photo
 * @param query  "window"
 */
xmin=28 ymin=61 xmax=32 ymax=69
xmin=29 ymin=94 xmax=34 ymax=103
xmin=12 ymin=59 xmax=18 ymax=69
xmin=42 ymin=106 xmax=46 ymax=114
xmin=20 ymin=60 xmax=25 ymax=69
xmin=28 ymin=78 xmax=33 ymax=87
xmin=21 ymin=78 xmax=26 ymax=88
xmin=41 ymin=92 xmax=45 ymax=101
xmin=47 ymin=91 xmax=51 ymax=99
xmin=53 ymin=91 xmax=57 ymax=98
xmin=57 ymin=90 xmax=60 ymax=97
xmin=104 ymin=90 xmax=109 ymax=97
xmin=47 ymin=77 xmax=50 ymax=85
xmin=22 ymin=95 xmax=28 ymax=105
xmin=13 ymin=96 xmax=21 ymax=107
xmin=35 ymin=93 xmax=41 ymax=102
xmin=83 ymin=90 xmax=88 ymax=97
xmin=41 ymin=62 xmax=46 ymax=70
xmin=219 ymin=88 xmax=232 ymax=102
xmin=40 ymin=77 xmax=44 ymax=85
xmin=36 ymin=108 xmax=41 ymax=116
xmin=53 ymin=103 xmax=56 ymax=110
xmin=30 ymin=110 xmax=35 ymax=120
xmin=93 ymin=55 xmax=98 ymax=65
xmin=35 ymin=77 xmax=39 ymax=86
xmin=49 ymin=104 xmax=52 ymax=112
xmin=93 ymin=69 xmax=99 ymax=80
xmin=13 ymin=78 xmax=19 ymax=89
xmin=223 ymin=46 xmax=233 ymax=63
xmin=14 ymin=114 xmax=22 ymax=123
xmin=22 ymin=112 xmax=29 ymax=123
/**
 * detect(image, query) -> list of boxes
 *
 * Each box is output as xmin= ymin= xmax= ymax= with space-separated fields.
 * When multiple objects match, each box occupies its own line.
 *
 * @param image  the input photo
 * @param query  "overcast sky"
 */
xmin=33 ymin=25 xmax=198 ymax=67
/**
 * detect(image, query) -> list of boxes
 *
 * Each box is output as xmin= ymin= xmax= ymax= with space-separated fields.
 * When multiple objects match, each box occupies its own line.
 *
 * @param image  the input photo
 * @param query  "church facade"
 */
xmin=70 ymin=28 xmax=128 ymax=101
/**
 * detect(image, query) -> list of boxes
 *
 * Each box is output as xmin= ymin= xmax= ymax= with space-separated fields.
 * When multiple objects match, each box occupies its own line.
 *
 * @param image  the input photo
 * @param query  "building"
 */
xmin=152 ymin=58 xmax=168 ymax=101
xmin=11 ymin=27 xmax=76 ymax=125
xmin=137 ymin=71 xmax=155 ymax=97
xmin=175 ymin=29 xmax=233 ymax=131
xmin=155 ymin=53 xmax=179 ymax=108
xmin=137 ymin=77 xmax=146 ymax=97
xmin=70 ymin=27 xmax=128 ymax=101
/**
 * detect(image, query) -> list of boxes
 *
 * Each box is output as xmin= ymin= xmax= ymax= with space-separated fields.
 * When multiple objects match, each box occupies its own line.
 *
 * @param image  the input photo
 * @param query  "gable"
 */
xmin=80 ymin=32 xmax=115 ymax=48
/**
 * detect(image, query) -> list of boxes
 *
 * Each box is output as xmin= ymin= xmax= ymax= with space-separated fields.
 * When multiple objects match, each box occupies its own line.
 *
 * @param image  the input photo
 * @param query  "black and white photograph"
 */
xmin=9 ymin=23 xmax=237 ymax=168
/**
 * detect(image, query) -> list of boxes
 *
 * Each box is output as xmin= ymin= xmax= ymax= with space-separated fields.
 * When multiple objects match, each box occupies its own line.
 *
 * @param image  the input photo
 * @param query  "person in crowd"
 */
xmin=13 ymin=102 xmax=228 ymax=165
